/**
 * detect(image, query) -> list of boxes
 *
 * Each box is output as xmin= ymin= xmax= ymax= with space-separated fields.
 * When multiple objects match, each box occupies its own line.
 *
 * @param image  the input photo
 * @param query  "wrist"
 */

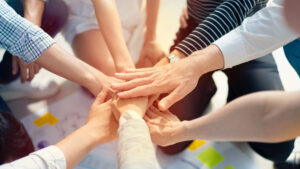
xmin=172 ymin=120 xmax=190 ymax=143
xmin=171 ymin=49 xmax=186 ymax=59
xmin=191 ymin=45 xmax=224 ymax=76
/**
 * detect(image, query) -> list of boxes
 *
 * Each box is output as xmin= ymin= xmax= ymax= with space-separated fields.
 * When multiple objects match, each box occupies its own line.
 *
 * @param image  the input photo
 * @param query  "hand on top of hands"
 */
xmin=111 ymin=57 xmax=201 ymax=111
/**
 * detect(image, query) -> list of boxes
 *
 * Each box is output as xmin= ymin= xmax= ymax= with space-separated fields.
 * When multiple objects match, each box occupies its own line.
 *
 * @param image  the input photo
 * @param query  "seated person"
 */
xmin=61 ymin=0 xmax=165 ymax=76
xmin=0 ymin=0 xmax=68 ymax=101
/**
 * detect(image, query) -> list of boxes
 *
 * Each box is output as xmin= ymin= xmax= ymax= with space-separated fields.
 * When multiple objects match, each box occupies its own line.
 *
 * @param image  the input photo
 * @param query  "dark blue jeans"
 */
xmin=0 ymin=0 xmax=68 ymax=84
xmin=283 ymin=39 xmax=300 ymax=77
xmin=162 ymin=16 xmax=295 ymax=163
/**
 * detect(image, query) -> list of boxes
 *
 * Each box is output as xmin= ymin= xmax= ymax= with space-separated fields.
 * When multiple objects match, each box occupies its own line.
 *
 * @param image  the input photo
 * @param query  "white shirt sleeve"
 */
xmin=214 ymin=0 xmax=299 ymax=69
xmin=0 ymin=146 xmax=66 ymax=169
xmin=117 ymin=110 xmax=159 ymax=169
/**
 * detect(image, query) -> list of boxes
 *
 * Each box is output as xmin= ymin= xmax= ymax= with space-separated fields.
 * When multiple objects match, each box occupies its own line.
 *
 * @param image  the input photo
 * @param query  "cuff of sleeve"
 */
xmin=31 ymin=145 xmax=66 ymax=169
xmin=16 ymin=24 xmax=55 ymax=63
xmin=119 ymin=110 xmax=143 ymax=126
xmin=213 ymin=30 xmax=247 ymax=69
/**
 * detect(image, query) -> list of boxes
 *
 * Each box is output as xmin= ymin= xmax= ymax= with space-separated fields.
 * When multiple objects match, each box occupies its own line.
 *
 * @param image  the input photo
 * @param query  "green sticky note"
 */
xmin=197 ymin=147 xmax=224 ymax=169
xmin=224 ymin=166 xmax=234 ymax=169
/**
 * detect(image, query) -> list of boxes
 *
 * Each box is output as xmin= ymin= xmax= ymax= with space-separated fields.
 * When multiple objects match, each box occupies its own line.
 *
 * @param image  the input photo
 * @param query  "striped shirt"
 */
xmin=175 ymin=0 xmax=268 ymax=56
xmin=0 ymin=0 xmax=54 ymax=63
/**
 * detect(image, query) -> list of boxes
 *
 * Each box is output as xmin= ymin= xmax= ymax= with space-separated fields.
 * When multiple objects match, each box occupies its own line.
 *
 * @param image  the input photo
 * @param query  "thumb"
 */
xmin=158 ymin=88 xmax=181 ymax=111
xmin=95 ymin=89 xmax=108 ymax=104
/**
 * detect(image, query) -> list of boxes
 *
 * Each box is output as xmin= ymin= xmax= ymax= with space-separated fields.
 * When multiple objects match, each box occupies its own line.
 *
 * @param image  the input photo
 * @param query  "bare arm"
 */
xmin=147 ymin=91 xmax=300 ymax=146
xmin=56 ymin=93 xmax=118 ymax=169
xmin=91 ymin=0 xmax=135 ymax=72
xmin=35 ymin=44 xmax=118 ymax=97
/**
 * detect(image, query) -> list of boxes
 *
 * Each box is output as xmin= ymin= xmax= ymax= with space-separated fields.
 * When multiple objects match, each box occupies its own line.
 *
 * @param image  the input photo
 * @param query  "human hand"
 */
xmin=180 ymin=4 xmax=189 ymax=29
xmin=145 ymin=106 xmax=186 ymax=146
xmin=111 ymin=95 xmax=148 ymax=121
xmin=85 ymin=92 xmax=119 ymax=145
xmin=136 ymin=41 xmax=166 ymax=68
xmin=12 ymin=56 xmax=40 ymax=83
xmin=112 ymin=56 xmax=202 ymax=111
xmin=88 ymin=70 xmax=122 ymax=100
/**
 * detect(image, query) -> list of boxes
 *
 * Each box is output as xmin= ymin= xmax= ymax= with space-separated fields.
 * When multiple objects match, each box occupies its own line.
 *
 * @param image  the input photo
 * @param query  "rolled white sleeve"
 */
xmin=118 ymin=110 xmax=159 ymax=169
xmin=214 ymin=0 xmax=298 ymax=69
xmin=0 ymin=146 xmax=66 ymax=169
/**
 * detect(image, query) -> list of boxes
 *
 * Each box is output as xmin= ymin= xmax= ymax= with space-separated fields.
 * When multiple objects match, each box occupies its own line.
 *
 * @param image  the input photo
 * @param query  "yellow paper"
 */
xmin=188 ymin=140 xmax=206 ymax=152
xmin=33 ymin=112 xmax=59 ymax=127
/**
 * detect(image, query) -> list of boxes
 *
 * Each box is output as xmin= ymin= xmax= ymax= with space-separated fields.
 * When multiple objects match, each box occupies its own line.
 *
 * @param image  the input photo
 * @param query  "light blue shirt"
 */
xmin=0 ymin=0 xmax=55 ymax=63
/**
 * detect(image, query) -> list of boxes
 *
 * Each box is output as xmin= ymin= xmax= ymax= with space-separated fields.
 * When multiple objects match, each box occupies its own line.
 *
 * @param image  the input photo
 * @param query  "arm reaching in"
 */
xmin=146 ymin=91 xmax=300 ymax=146
xmin=57 ymin=92 xmax=118 ymax=169
xmin=1 ymin=92 xmax=118 ymax=169
xmin=136 ymin=0 xmax=166 ymax=68
xmin=91 ymin=0 xmax=135 ymax=72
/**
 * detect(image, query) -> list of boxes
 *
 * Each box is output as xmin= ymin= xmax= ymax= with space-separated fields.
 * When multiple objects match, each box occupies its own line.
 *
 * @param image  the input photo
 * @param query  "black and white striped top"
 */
xmin=175 ymin=0 xmax=268 ymax=56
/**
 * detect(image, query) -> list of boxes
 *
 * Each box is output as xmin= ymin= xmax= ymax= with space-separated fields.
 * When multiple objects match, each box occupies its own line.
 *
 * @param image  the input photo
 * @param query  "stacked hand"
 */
xmin=145 ymin=105 xmax=186 ymax=146
xmin=112 ymin=56 xmax=202 ymax=111
xmin=86 ymin=91 xmax=119 ymax=145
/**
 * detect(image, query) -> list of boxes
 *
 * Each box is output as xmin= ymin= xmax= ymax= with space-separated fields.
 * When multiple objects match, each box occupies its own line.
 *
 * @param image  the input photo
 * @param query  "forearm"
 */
xmin=35 ymin=44 xmax=104 ymax=95
xmin=91 ymin=0 xmax=134 ymax=71
xmin=23 ymin=0 xmax=45 ymax=26
xmin=179 ymin=91 xmax=300 ymax=143
xmin=56 ymin=125 xmax=101 ymax=169
xmin=144 ymin=0 xmax=160 ymax=42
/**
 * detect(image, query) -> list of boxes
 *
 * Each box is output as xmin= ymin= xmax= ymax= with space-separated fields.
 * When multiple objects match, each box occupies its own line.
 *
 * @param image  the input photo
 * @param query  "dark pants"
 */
xmin=160 ymin=16 xmax=295 ymax=163
xmin=0 ymin=0 xmax=68 ymax=84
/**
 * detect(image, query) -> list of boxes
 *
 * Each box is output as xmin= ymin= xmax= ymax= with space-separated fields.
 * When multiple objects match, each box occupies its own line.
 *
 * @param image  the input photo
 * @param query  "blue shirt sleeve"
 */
xmin=0 ymin=0 xmax=55 ymax=63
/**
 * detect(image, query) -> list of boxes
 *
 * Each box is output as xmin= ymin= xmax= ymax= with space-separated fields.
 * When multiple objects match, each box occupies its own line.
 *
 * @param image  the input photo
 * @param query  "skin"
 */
xmin=136 ymin=0 xmax=166 ymax=68
xmin=35 ymin=44 xmax=120 ymax=98
xmin=146 ymin=91 xmax=300 ymax=146
xmin=56 ymin=92 xmax=118 ymax=169
xmin=112 ymin=45 xmax=224 ymax=111
xmin=12 ymin=0 xmax=44 ymax=82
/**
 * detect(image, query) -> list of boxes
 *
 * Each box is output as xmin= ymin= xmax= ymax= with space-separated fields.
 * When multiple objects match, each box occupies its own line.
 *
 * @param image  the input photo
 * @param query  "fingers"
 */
xmin=19 ymin=61 xmax=27 ymax=83
xmin=158 ymin=87 xmax=183 ymax=111
xmin=95 ymin=89 xmax=108 ymax=104
xmin=124 ymin=67 xmax=154 ymax=73
xmin=28 ymin=64 xmax=35 ymax=81
xmin=114 ymin=71 xmax=153 ymax=81
xmin=34 ymin=63 xmax=40 ymax=73
xmin=147 ymin=94 xmax=159 ymax=108
xmin=117 ymin=84 xmax=159 ymax=98
xmin=12 ymin=56 xmax=19 ymax=75
xmin=112 ymin=77 xmax=152 ymax=91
